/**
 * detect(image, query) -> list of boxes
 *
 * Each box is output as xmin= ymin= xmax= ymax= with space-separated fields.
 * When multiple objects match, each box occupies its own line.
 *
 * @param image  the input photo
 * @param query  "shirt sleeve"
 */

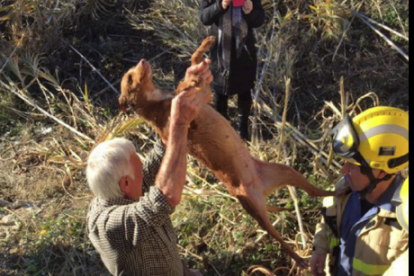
xmin=199 ymin=0 xmax=227 ymax=26
xmin=142 ymin=137 xmax=166 ymax=193
xmin=313 ymin=196 xmax=341 ymax=255
xmin=313 ymin=217 xmax=332 ymax=255
xmin=102 ymin=187 xmax=174 ymax=247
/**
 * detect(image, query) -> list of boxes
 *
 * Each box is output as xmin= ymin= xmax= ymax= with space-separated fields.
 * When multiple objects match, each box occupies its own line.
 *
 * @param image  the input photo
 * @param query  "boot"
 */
xmin=215 ymin=94 xmax=229 ymax=120
xmin=237 ymin=99 xmax=252 ymax=141
xmin=238 ymin=115 xmax=250 ymax=141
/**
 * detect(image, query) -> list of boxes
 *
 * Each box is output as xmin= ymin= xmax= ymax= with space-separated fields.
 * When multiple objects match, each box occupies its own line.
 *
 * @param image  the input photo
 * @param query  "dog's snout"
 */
xmin=138 ymin=59 xmax=147 ymax=67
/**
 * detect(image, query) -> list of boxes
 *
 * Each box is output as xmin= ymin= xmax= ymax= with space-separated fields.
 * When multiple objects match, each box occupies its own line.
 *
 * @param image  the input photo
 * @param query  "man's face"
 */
xmin=127 ymin=153 xmax=144 ymax=200
xmin=341 ymin=162 xmax=370 ymax=192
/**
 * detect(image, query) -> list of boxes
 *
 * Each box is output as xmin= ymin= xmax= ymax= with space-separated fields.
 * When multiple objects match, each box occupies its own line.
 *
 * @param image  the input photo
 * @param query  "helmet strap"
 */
xmin=358 ymin=166 xmax=393 ymax=199
xmin=352 ymin=152 xmax=394 ymax=199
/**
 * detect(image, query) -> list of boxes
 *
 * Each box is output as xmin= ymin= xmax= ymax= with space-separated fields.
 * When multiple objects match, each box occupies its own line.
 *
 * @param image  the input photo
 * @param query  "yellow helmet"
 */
xmin=395 ymin=177 xmax=409 ymax=232
xmin=332 ymin=106 xmax=409 ymax=174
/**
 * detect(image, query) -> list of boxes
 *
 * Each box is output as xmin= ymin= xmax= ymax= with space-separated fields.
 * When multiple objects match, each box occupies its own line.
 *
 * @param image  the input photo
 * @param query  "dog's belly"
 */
xmin=188 ymin=104 xmax=256 ymax=189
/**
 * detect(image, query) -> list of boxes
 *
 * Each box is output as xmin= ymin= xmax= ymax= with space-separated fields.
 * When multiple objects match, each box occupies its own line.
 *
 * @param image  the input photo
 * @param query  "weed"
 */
xmin=0 ymin=0 xmax=409 ymax=275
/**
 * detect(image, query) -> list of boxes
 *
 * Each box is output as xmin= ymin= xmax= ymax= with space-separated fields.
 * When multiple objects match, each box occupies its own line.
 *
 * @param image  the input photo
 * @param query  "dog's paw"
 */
xmin=176 ymin=75 xmax=203 ymax=94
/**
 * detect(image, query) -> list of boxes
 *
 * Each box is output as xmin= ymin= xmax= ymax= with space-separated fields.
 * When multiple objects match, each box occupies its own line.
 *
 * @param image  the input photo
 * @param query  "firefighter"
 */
xmin=310 ymin=106 xmax=409 ymax=276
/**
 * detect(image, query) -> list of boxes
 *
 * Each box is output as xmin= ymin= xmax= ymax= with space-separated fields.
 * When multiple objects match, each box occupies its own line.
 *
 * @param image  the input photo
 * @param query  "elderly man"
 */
xmin=86 ymin=60 xmax=212 ymax=276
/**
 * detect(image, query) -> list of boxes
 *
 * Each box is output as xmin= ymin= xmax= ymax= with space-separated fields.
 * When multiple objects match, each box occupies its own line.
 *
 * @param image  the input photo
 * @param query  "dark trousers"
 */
xmin=214 ymin=93 xmax=252 ymax=140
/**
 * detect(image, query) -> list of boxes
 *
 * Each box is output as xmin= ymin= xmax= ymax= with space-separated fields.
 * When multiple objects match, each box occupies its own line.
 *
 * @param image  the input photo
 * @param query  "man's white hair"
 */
xmin=86 ymin=138 xmax=136 ymax=200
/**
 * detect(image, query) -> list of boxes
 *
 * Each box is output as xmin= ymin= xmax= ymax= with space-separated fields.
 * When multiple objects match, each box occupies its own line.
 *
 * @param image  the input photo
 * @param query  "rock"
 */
xmin=0 ymin=214 xmax=15 ymax=226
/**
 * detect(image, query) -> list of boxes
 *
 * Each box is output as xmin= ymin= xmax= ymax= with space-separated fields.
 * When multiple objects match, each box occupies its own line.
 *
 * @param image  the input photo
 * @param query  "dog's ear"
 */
xmin=127 ymin=74 xmax=134 ymax=86
xmin=119 ymin=71 xmax=137 ymax=112
xmin=125 ymin=72 xmax=139 ymax=92
xmin=121 ymin=71 xmax=139 ymax=96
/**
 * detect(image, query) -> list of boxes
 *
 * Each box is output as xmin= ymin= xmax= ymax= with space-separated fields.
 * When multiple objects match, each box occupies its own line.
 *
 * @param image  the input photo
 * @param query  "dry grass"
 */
xmin=0 ymin=0 xmax=409 ymax=275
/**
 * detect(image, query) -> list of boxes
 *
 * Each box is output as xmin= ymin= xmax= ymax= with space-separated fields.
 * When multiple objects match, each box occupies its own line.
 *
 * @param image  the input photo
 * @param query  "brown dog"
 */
xmin=119 ymin=37 xmax=335 ymax=268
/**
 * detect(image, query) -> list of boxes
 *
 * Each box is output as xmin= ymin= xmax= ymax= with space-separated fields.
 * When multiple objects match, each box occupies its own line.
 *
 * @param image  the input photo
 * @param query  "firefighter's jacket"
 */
xmin=313 ymin=176 xmax=408 ymax=276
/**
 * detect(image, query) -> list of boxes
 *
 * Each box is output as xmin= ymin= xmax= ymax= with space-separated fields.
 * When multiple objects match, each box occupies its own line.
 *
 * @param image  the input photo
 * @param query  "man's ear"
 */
xmin=378 ymin=170 xmax=389 ymax=179
xmin=119 ymin=175 xmax=129 ymax=194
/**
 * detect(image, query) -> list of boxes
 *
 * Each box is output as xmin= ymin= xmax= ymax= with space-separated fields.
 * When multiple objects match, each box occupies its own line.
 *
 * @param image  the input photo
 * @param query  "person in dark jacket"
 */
xmin=199 ymin=0 xmax=265 ymax=141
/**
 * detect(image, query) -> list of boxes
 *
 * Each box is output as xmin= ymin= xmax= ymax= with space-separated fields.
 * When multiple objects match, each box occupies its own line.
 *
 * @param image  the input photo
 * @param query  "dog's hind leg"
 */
xmin=236 ymin=193 xmax=308 ymax=268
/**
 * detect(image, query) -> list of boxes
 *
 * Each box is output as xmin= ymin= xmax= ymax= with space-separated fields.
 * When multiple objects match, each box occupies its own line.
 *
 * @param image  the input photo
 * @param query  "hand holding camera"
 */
xmin=222 ymin=0 xmax=232 ymax=9
xmin=242 ymin=0 xmax=253 ymax=14
xmin=222 ymin=0 xmax=251 ymax=11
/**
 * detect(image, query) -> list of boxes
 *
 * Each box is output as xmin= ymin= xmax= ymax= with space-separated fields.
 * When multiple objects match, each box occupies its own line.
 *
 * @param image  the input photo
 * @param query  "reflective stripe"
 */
xmin=353 ymin=258 xmax=390 ymax=275
xmin=329 ymin=238 xmax=339 ymax=250
xmin=359 ymin=125 xmax=409 ymax=143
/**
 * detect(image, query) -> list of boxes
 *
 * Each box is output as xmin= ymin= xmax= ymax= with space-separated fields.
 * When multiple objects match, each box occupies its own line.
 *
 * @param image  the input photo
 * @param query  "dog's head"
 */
xmin=119 ymin=59 xmax=172 ymax=112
